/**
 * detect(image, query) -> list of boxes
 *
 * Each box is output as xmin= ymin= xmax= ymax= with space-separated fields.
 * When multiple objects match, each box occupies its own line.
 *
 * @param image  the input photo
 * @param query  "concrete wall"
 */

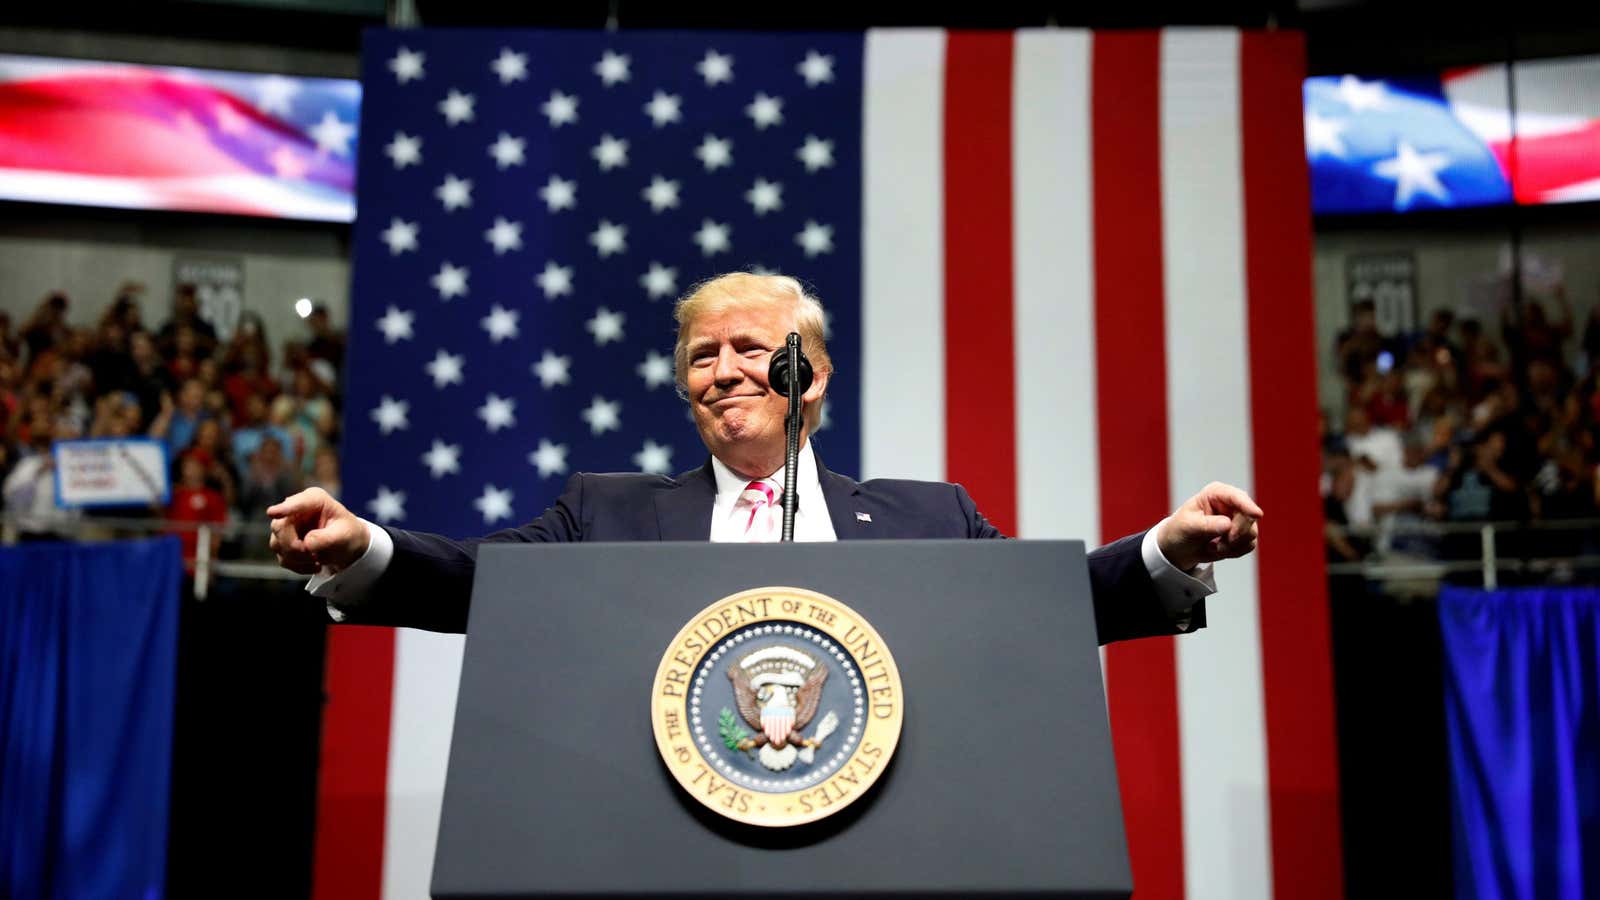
xmin=0 ymin=211 xmax=351 ymax=354
xmin=0 ymin=26 xmax=358 ymax=77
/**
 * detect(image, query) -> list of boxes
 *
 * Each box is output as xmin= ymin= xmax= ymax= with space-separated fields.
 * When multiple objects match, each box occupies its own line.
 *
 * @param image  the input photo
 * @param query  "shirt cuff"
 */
xmin=1141 ymin=517 xmax=1218 ymax=626
xmin=305 ymin=518 xmax=394 ymax=622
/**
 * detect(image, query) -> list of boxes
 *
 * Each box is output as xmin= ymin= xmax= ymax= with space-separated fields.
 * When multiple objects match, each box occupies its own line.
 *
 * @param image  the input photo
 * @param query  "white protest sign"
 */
xmin=53 ymin=439 xmax=171 ymax=508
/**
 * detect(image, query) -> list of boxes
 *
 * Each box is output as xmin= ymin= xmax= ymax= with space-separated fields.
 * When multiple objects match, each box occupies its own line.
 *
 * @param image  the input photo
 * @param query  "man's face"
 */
xmin=683 ymin=305 xmax=824 ymax=469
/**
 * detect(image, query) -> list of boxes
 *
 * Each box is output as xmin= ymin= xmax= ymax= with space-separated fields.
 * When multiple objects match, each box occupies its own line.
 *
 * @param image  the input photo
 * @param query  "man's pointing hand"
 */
xmin=1157 ymin=481 xmax=1263 ymax=573
xmin=267 ymin=487 xmax=369 ymax=575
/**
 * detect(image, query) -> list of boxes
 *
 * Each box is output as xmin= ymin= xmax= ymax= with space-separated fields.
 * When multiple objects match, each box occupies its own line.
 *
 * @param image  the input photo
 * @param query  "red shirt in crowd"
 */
xmin=167 ymin=485 xmax=227 ymax=571
xmin=223 ymin=371 xmax=278 ymax=422
xmin=1365 ymin=393 xmax=1410 ymax=429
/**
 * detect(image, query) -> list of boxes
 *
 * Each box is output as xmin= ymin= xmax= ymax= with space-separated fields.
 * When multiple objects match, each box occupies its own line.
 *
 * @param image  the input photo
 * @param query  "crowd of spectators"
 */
xmin=1322 ymin=284 xmax=1600 ymax=567
xmin=0 ymin=282 xmax=345 ymax=566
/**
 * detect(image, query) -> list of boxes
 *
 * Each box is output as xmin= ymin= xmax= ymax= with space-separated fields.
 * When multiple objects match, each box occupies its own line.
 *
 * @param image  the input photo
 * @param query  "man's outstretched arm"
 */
xmin=952 ymin=479 xmax=1262 ymax=645
xmin=268 ymin=476 xmax=589 ymax=632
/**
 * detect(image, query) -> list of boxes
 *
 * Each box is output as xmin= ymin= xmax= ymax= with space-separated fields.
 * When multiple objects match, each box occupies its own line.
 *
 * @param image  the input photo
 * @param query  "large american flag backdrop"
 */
xmin=322 ymin=27 xmax=1339 ymax=900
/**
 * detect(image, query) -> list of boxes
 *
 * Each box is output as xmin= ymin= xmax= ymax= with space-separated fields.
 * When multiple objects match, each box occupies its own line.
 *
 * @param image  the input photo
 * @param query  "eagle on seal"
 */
xmin=727 ymin=651 xmax=828 ymax=752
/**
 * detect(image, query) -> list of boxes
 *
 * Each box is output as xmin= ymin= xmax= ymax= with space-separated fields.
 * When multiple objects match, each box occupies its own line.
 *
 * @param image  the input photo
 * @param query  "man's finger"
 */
xmin=278 ymin=530 xmax=308 ymax=556
xmin=1195 ymin=513 xmax=1232 ymax=538
xmin=266 ymin=490 xmax=319 ymax=519
xmin=1204 ymin=483 xmax=1264 ymax=519
xmin=1227 ymin=511 xmax=1256 ymax=543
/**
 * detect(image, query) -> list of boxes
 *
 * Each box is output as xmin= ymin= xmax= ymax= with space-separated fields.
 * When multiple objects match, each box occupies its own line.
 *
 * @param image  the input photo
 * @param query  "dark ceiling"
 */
xmin=18 ymin=0 xmax=1600 ymax=73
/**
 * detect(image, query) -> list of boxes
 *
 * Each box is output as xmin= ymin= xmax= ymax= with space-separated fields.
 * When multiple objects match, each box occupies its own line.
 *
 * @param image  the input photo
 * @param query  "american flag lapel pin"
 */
xmin=855 ymin=512 xmax=872 ymax=523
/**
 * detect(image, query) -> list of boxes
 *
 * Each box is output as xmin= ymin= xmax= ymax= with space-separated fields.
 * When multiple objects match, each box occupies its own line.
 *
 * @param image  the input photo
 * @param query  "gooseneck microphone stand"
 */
xmin=769 ymin=332 xmax=813 ymax=542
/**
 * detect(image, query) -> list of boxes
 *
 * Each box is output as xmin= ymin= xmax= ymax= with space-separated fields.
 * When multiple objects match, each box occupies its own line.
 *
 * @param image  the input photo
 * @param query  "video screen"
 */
xmin=0 ymin=54 xmax=358 ymax=222
xmin=1305 ymin=55 xmax=1600 ymax=214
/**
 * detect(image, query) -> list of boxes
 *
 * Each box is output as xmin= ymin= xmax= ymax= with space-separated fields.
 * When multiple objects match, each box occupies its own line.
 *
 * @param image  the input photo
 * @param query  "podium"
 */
xmin=432 ymin=540 xmax=1132 ymax=898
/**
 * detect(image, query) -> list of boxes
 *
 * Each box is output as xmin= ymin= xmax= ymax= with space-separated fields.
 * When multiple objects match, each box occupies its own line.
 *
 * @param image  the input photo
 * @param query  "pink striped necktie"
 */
xmin=737 ymin=480 xmax=782 ymax=542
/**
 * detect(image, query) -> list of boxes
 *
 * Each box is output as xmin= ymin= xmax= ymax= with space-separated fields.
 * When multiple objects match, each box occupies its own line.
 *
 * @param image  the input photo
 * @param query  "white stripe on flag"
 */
xmin=1158 ymin=29 xmax=1273 ymax=900
xmin=382 ymin=631 xmax=464 ymax=900
xmin=861 ymin=30 xmax=946 ymax=482
xmin=1012 ymin=29 xmax=1097 ymax=545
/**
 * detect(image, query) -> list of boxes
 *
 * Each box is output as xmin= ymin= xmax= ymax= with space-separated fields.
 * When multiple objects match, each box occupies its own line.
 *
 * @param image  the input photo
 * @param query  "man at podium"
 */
xmin=267 ymin=272 xmax=1260 ymax=643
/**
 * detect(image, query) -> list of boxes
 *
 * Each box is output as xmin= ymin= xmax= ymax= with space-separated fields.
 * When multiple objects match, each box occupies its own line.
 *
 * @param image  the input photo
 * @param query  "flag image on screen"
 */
xmin=1303 ymin=73 xmax=1513 ymax=214
xmin=0 ymin=54 xmax=359 ymax=221
xmin=1306 ymin=55 xmax=1600 ymax=214
xmin=1444 ymin=57 xmax=1600 ymax=205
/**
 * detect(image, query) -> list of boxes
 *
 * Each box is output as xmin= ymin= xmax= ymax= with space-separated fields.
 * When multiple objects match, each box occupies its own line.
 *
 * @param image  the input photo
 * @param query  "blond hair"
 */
xmin=673 ymin=272 xmax=832 ymax=431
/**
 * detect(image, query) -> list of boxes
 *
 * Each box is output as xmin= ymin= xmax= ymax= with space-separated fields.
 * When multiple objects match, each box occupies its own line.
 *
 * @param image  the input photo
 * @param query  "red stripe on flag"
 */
xmin=311 ymin=626 xmax=395 ymax=900
xmin=1240 ymin=32 xmax=1346 ymax=900
xmin=1497 ymin=118 xmax=1600 ymax=202
xmin=942 ymin=31 xmax=1018 ymax=536
xmin=1092 ymin=31 xmax=1185 ymax=900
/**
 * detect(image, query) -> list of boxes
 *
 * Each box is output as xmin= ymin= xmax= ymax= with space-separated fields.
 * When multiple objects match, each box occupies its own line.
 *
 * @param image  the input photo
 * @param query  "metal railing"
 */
xmin=1328 ymin=516 xmax=1600 ymax=590
xmin=1 ymin=513 xmax=301 ymax=599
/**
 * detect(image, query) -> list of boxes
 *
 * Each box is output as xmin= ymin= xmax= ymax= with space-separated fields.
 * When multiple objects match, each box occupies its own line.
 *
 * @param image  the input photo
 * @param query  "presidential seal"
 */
xmin=650 ymin=586 xmax=904 ymax=827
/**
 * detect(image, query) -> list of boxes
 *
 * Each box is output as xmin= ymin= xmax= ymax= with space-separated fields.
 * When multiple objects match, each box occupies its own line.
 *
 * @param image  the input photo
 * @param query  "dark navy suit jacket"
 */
xmin=347 ymin=457 xmax=1206 ymax=644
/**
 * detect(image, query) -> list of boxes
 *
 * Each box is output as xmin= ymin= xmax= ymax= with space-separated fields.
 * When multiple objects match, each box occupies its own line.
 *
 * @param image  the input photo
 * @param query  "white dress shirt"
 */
xmin=310 ymin=439 xmax=1214 ymax=623
xmin=708 ymin=441 xmax=836 ymax=542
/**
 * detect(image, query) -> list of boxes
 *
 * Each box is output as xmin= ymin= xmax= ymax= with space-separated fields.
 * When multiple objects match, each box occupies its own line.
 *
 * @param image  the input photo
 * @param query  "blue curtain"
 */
xmin=0 ymin=538 xmax=182 ymax=900
xmin=1440 ymin=586 xmax=1600 ymax=900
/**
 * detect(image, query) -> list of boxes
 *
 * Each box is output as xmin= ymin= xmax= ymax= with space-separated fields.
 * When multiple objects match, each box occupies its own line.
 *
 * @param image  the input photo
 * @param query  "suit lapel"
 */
xmin=815 ymin=454 xmax=870 ymax=540
xmin=654 ymin=461 xmax=717 ymax=541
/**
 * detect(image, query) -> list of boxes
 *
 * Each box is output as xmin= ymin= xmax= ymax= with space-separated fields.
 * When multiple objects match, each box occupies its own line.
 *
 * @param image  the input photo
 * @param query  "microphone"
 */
xmin=768 ymin=336 xmax=814 ymax=397
xmin=770 ymin=333 xmax=811 ymax=542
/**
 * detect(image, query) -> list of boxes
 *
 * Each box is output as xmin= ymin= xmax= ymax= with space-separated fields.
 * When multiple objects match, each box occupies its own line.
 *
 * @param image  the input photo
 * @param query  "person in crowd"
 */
xmin=1581 ymin=302 xmax=1600 ymax=371
xmin=126 ymin=331 xmax=175 ymax=426
xmin=1423 ymin=308 xmax=1459 ymax=368
xmin=237 ymin=434 xmax=299 ymax=523
xmin=0 ymin=357 xmax=22 ymax=435
xmin=86 ymin=318 xmax=138 ymax=398
xmin=0 ymin=310 xmax=22 ymax=363
xmin=156 ymin=283 xmax=217 ymax=359
xmin=305 ymin=445 xmax=341 ymax=500
xmin=232 ymin=393 xmax=293 ymax=469
xmin=1363 ymin=369 xmax=1411 ymax=429
xmin=1344 ymin=407 xmax=1404 ymax=474
xmin=222 ymin=333 xmax=278 ymax=423
xmin=102 ymin=282 xmax=146 ymax=333
xmin=1459 ymin=318 xmax=1508 ymax=401
xmin=304 ymin=303 xmax=345 ymax=374
xmin=1322 ymin=454 xmax=1369 ymax=564
xmin=1437 ymin=429 xmax=1527 ymax=523
xmin=166 ymin=450 xmax=228 ymax=572
xmin=283 ymin=368 xmax=336 ymax=474
xmin=188 ymin=417 xmax=239 ymax=509
xmin=1503 ymin=291 xmax=1573 ymax=372
xmin=19 ymin=292 xmax=71 ymax=362
xmin=166 ymin=325 xmax=203 ymax=384
xmin=1334 ymin=299 xmax=1384 ymax=382
xmin=150 ymin=379 xmax=208 ymax=460
xmin=1 ymin=415 xmax=83 ymax=540
xmin=89 ymin=391 xmax=143 ymax=438
xmin=45 ymin=329 xmax=96 ymax=424
xmin=272 ymin=395 xmax=310 ymax=468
